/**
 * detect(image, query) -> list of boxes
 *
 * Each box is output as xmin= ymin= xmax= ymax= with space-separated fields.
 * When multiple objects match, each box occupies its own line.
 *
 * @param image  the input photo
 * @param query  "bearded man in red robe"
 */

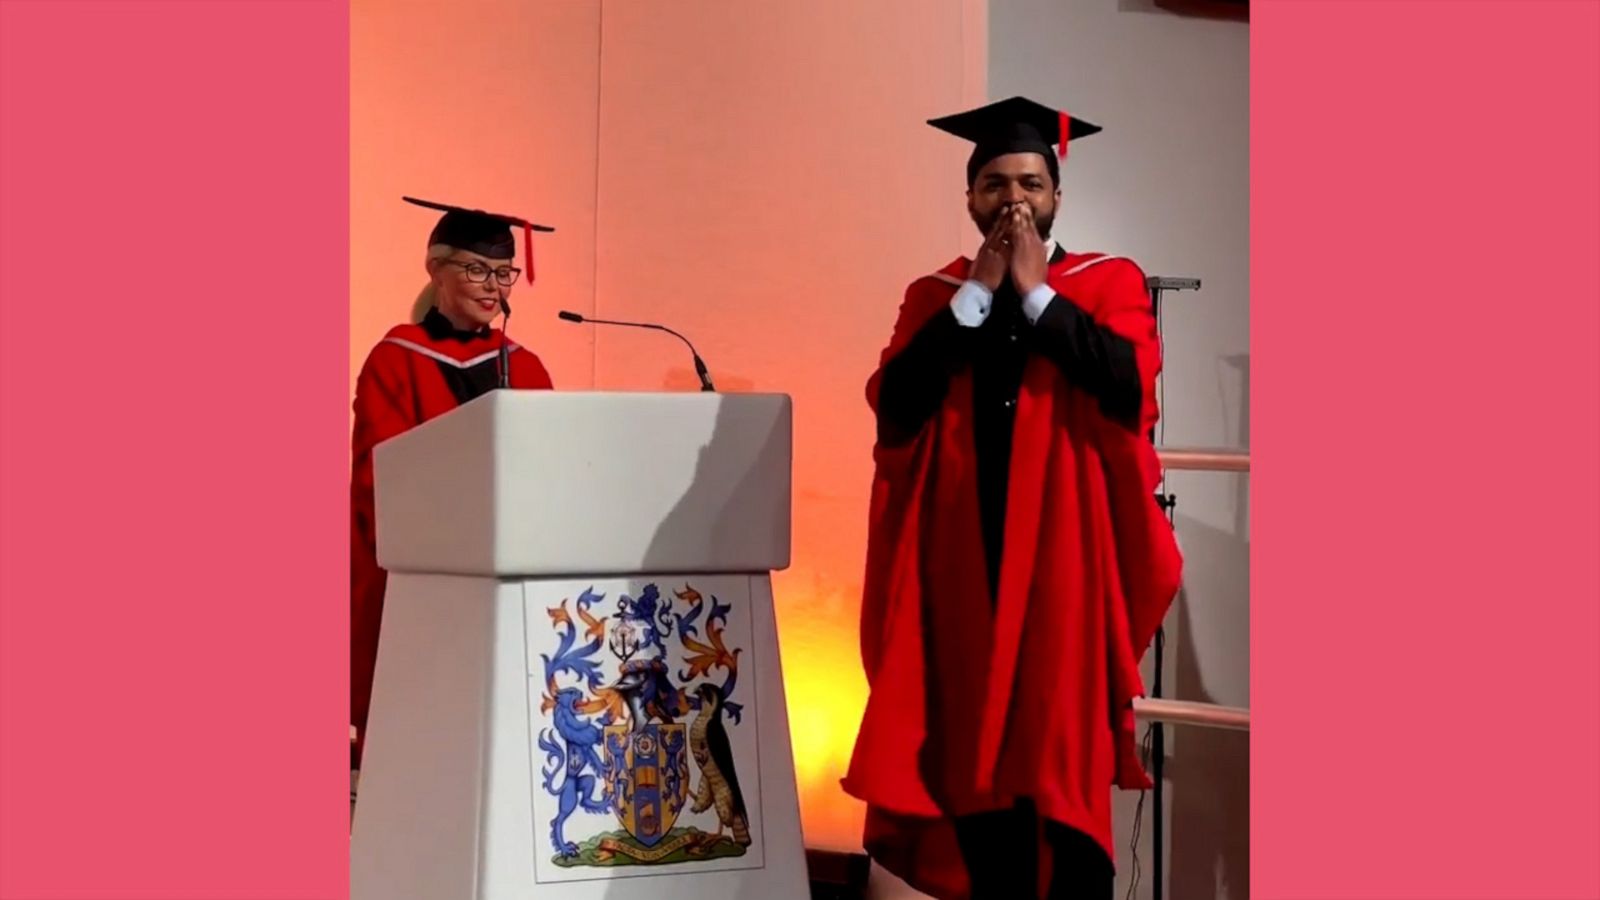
xmin=842 ymin=97 xmax=1183 ymax=900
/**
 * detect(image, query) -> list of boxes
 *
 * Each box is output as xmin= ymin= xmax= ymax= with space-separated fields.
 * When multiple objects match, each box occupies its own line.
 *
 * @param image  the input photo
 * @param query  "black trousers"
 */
xmin=953 ymin=799 xmax=1114 ymax=900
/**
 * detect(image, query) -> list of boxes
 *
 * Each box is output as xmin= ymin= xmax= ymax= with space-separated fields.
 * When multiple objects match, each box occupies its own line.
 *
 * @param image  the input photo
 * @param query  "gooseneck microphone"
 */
xmin=498 ymin=299 xmax=513 ymax=390
xmin=557 ymin=310 xmax=715 ymax=392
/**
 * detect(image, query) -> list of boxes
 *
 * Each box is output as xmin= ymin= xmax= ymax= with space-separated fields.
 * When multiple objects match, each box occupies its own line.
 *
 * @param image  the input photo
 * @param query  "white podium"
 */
xmin=351 ymin=391 xmax=808 ymax=900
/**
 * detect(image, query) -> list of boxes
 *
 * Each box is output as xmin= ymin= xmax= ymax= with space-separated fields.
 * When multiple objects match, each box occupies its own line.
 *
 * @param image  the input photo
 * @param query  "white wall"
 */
xmin=988 ymin=1 xmax=1250 ymax=898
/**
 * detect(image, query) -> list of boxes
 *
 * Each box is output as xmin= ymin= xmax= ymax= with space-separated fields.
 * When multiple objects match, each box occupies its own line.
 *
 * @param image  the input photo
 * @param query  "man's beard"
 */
xmin=974 ymin=202 xmax=1055 ymax=242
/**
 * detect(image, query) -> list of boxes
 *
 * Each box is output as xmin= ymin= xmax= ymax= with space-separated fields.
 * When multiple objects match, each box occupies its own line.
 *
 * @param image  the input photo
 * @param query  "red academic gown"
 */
xmin=349 ymin=310 xmax=553 ymax=766
xmin=841 ymin=252 xmax=1182 ymax=898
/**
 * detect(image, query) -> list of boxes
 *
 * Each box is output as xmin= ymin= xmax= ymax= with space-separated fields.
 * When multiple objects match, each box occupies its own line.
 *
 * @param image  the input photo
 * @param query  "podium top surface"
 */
xmin=374 ymin=391 xmax=793 ymax=577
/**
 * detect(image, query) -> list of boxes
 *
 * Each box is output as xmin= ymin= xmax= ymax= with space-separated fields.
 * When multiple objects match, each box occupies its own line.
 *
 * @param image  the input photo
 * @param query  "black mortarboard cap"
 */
xmin=927 ymin=96 xmax=1101 ymax=186
xmin=403 ymin=196 xmax=555 ymax=284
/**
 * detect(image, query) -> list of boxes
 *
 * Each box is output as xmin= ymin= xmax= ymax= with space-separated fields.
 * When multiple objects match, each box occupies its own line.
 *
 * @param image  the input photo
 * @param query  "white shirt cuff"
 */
xmin=1021 ymin=283 xmax=1057 ymax=325
xmin=950 ymin=280 xmax=993 ymax=327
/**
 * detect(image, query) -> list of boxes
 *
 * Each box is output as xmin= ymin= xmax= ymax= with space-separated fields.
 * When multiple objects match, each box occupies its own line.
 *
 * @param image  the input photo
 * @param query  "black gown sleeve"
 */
xmin=875 ymin=307 xmax=973 ymax=445
xmin=1032 ymin=292 xmax=1143 ymax=429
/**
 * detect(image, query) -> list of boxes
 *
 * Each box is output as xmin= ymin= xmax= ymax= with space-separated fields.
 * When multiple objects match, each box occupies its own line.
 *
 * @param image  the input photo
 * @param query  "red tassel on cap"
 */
xmin=1059 ymin=110 xmax=1071 ymax=161
xmin=522 ymin=223 xmax=536 ymax=284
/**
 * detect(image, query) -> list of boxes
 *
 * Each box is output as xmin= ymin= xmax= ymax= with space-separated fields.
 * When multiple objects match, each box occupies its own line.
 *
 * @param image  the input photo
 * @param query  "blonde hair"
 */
xmin=410 ymin=243 xmax=457 ymax=323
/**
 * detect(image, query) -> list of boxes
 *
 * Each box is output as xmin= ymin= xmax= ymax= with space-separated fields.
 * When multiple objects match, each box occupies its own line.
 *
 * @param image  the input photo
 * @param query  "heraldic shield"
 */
xmin=604 ymin=722 xmax=690 ymax=848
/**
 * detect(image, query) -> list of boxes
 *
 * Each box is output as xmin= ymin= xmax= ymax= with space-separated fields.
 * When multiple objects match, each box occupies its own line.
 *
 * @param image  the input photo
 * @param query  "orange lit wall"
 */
xmin=352 ymin=0 xmax=985 ymax=852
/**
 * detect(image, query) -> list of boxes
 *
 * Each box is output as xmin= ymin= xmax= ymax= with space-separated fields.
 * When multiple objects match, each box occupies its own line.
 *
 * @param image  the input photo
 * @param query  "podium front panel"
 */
xmin=375 ymin=392 xmax=792 ymax=577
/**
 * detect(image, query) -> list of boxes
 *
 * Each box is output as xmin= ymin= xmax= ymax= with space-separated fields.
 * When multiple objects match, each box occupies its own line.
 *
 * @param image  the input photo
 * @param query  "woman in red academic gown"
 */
xmin=350 ymin=198 xmax=553 ymax=767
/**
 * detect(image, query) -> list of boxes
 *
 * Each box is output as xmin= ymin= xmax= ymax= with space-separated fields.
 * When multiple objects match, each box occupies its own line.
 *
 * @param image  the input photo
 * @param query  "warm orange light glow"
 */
xmin=353 ymin=0 xmax=984 ymax=854
xmin=771 ymin=573 xmax=871 ymax=850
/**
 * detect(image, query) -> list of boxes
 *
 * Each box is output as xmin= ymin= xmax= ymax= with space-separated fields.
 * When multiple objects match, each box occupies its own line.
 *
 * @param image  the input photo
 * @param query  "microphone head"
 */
xmin=557 ymin=310 xmax=585 ymax=323
xmin=500 ymin=299 xmax=512 ymax=316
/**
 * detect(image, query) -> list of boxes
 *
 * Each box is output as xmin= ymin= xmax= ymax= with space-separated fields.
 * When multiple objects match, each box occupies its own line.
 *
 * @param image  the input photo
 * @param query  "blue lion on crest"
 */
xmin=537 ymin=587 xmax=613 ymax=857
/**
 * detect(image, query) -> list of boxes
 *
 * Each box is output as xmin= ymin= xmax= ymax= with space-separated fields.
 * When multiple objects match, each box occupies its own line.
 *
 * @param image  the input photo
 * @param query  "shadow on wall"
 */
xmin=1162 ymin=580 xmax=1249 ymax=900
xmin=1165 ymin=350 xmax=1249 ymax=900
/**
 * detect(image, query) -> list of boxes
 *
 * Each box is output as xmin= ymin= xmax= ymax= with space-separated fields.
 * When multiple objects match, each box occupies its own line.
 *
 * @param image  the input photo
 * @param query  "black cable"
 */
xmin=1126 ymin=722 xmax=1157 ymax=900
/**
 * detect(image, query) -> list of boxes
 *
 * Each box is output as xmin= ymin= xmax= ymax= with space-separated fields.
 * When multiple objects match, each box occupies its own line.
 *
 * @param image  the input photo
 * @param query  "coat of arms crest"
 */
xmin=529 ymin=579 xmax=762 ymax=881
